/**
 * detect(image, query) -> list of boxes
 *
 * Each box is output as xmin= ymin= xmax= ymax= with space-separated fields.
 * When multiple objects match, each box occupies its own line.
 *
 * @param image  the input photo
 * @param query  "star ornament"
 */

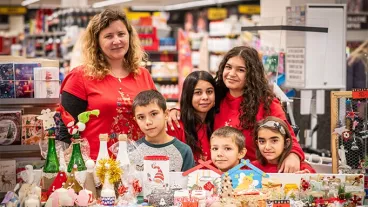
xmin=333 ymin=126 xmax=348 ymax=135
xmin=346 ymin=110 xmax=358 ymax=119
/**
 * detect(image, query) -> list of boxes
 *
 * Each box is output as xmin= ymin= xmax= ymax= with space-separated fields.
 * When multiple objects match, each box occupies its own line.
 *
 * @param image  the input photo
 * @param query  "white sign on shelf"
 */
xmin=285 ymin=47 xmax=305 ymax=88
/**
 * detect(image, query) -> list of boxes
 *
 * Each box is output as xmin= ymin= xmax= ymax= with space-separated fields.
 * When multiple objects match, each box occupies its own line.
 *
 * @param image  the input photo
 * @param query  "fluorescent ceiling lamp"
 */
xmin=131 ymin=0 xmax=243 ymax=11
xmin=21 ymin=0 xmax=40 ymax=6
xmin=93 ymin=0 xmax=132 ymax=8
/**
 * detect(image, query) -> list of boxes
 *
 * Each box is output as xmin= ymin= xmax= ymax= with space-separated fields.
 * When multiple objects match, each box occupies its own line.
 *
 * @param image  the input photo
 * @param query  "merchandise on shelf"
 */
xmin=0 ymin=110 xmax=22 ymax=146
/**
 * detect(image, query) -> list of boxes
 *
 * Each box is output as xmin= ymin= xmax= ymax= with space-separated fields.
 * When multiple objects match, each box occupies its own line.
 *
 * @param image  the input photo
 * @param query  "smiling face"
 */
xmin=210 ymin=136 xmax=246 ymax=172
xmin=222 ymin=56 xmax=246 ymax=97
xmin=134 ymin=102 xmax=168 ymax=140
xmin=98 ymin=20 xmax=130 ymax=63
xmin=192 ymin=80 xmax=215 ymax=121
xmin=257 ymin=128 xmax=289 ymax=164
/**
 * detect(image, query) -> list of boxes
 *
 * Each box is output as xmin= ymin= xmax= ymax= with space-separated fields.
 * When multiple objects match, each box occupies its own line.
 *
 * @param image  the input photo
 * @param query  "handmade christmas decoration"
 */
xmin=46 ymin=165 xmax=67 ymax=196
xmin=182 ymin=160 xmax=222 ymax=195
xmin=143 ymin=156 xmax=170 ymax=198
xmin=24 ymin=194 xmax=40 ymax=207
xmin=99 ymin=161 xmax=121 ymax=206
xmin=58 ymin=108 xmax=99 ymax=173
xmin=116 ymin=134 xmax=130 ymax=170
xmin=261 ymin=178 xmax=283 ymax=200
xmin=37 ymin=109 xmax=59 ymax=192
xmin=220 ymin=173 xmax=233 ymax=199
xmin=17 ymin=165 xmax=41 ymax=206
xmin=226 ymin=159 xmax=268 ymax=191
xmin=147 ymin=188 xmax=174 ymax=207
xmin=75 ymin=189 xmax=95 ymax=206
xmin=63 ymin=164 xmax=83 ymax=193
xmin=95 ymin=133 xmax=110 ymax=186
xmin=84 ymin=160 xmax=97 ymax=199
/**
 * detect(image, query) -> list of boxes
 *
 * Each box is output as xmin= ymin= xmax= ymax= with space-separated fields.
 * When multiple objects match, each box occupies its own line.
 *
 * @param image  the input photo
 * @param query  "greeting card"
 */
xmin=143 ymin=156 xmax=170 ymax=198
xmin=0 ymin=63 xmax=14 ymax=81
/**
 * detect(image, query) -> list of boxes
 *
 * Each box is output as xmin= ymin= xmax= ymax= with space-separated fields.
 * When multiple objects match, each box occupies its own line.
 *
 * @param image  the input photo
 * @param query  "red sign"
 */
xmin=352 ymin=88 xmax=368 ymax=99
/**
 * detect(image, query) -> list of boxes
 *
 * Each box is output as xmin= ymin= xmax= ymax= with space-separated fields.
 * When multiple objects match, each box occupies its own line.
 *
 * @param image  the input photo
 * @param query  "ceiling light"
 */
xmin=21 ymin=0 xmax=40 ymax=6
xmin=131 ymin=0 xmax=244 ymax=11
xmin=92 ymin=0 xmax=132 ymax=8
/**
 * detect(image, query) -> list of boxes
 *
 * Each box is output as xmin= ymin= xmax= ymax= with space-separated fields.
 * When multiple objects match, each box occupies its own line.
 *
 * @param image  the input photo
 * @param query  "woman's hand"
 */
xmin=167 ymin=109 xmax=181 ymax=131
xmin=294 ymin=169 xmax=311 ymax=174
xmin=279 ymin=153 xmax=301 ymax=173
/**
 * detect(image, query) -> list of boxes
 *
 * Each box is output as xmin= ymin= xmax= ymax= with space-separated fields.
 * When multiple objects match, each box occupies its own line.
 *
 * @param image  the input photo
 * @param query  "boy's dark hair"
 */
xmin=132 ymin=90 xmax=167 ymax=114
xmin=211 ymin=126 xmax=245 ymax=151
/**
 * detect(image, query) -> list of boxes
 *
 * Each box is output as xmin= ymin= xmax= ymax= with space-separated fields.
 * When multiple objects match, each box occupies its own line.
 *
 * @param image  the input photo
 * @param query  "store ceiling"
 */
xmin=0 ymin=0 xmax=195 ymax=7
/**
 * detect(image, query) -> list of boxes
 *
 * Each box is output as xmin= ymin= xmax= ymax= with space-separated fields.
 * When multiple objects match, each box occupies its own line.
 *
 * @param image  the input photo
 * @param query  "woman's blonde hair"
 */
xmin=82 ymin=9 xmax=147 ymax=79
xmin=348 ymin=40 xmax=368 ymax=72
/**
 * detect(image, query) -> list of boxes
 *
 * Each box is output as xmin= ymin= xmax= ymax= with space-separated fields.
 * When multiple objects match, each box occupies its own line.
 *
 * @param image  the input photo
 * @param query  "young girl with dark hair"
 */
xmin=167 ymin=71 xmax=216 ymax=163
xmin=252 ymin=116 xmax=315 ymax=173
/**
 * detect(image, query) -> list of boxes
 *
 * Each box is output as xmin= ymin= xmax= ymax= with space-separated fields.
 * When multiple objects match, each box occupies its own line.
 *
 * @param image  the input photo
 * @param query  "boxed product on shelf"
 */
xmin=33 ymin=67 xmax=60 ymax=98
xmin=21 ymin=114 xmax=44 ymax=145
xmin=0 ymin=110 xmax=22 ymax=145
xmin=0 ymin=159 xmax=16 ymax=193
xmin=14 ymin=63 xmax=41 ymax=98
xmin=159 ymin=37 xmax=176 ymax=51
xmin=151 ymin=62 xmax=178 ymax=78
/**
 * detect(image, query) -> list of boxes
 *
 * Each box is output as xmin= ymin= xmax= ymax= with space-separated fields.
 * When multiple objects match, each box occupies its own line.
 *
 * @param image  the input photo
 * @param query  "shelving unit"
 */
xmin=0 ymin=145 xmax=41 ymax=159
xmin=24 ymin=32 xmax=66 ymax=59
xmin=0 ymin=98 xmax=60 ymax=106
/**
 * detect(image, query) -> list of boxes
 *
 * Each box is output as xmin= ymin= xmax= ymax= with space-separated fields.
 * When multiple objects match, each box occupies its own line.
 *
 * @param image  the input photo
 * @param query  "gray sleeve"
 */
xmin=173 ymin=141 xmax=195 ymax=171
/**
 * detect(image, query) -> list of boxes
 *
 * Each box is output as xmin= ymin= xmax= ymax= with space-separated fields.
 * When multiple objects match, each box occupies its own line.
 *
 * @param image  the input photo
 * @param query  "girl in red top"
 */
xmin=168 ymin=71 xmax=215 ymax=163
xmin=252 ymin=116 xmax=315 ymax=173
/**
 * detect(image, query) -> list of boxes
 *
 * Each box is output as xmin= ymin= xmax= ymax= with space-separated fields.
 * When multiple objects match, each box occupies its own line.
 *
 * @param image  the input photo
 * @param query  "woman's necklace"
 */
xmin=110 ymin=70 xmax=122 ymax=83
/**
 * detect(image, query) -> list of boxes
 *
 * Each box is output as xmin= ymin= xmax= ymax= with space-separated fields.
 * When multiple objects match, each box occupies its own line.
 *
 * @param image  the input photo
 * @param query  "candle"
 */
xmin=25 ymin=195 xmax=40 ymax=207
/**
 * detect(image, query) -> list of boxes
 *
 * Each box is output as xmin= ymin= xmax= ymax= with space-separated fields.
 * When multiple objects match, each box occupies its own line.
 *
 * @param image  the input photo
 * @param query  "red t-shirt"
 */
xmin=214 ymin=92 xmax=305 ymax=161
xmin=61 ymin=66 xmax=156 ymax=160
xmin=251 ymin=160 xmax=316 ymax=173
xmin=167 ymin=121 xmax=211 ymax=163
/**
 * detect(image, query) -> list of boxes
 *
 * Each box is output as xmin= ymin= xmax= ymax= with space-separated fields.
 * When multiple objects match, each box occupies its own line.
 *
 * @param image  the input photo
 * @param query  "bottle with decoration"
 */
xmin=67 ymin=133 xmax=87 ymax=172
xmin=43 ymin=130 xmax=60 ymax=174
xmin=116 ymin=134 xmax=130 ymax=170
xmin=95 ymin=133 xmax=110 ymax=186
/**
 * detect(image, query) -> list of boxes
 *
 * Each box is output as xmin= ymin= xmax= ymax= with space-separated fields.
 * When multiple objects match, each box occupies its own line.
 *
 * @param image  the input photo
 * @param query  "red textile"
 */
xmin=168 ymin=121 xmax=211 ymax=163
xmin=251 ymin=160 xmax=316 ymax=173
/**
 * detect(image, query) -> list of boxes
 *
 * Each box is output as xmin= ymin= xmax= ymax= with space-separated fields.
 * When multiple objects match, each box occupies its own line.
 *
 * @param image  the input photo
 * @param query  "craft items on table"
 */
xmin=84 ymin=160 xmax=97 ymax=199
xmin=182 ymin=160 xmax=222 ymax=196
xmin=17 ymin=165 xmax=42 ymax=207
xmin=57 ymin=107 xmax=99 ymax=172
xmin=116 ymin=134 xmax=131 ymax=170
xmin=143 ymin=156 xmax=170 ymax=199
xmin=37 ymin=109 xmax=59 ymax=192
xmin=95 ymin=133 xmax=110 ymax=186
xmin=96 ymin=158 xmax=123 ymax=206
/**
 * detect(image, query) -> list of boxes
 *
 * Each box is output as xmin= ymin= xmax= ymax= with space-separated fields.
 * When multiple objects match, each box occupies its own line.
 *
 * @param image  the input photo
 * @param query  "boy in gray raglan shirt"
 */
xmin=130 ymin=90 xmax=195 ymax=172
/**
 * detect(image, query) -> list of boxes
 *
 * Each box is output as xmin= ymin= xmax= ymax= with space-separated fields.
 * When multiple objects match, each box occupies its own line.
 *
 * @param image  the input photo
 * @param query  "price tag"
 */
xmin=352 ymin=89 xmax=368 ymax=99
xmin=238 ymin=5 xmax=260 ymax=14
xmin=207 ymin=8 xmax=227 ymax=20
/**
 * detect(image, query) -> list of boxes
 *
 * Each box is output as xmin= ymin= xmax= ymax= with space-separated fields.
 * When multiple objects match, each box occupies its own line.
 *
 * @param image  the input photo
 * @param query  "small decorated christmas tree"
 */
xmin=220 ymin=173 xmax=234 ymax=199
xmin=63 ymin=164 xmax=83 ymax=193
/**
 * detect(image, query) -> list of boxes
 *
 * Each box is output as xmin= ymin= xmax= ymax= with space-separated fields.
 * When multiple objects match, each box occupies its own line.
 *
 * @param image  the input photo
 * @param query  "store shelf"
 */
xmin=146 ymin=50 xmax=178 ymax=55
xmin=25 ymin=32 xmax=66 ymax=38
xmin=0 ymin=98 xmax=60 ymax=106
xmin=241 ymin=25 xmax=328 ymax=33
xmin=0 ymin=145 xmax=41 ymax=159
xmin=153 ymin=77 xmax=178 ymax=84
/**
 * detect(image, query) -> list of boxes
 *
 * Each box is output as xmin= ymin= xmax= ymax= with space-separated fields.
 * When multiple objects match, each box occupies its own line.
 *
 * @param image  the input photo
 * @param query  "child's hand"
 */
xmin=295 ymin=169 xmax=311 ymax=174
xmin=279 ymin=153 xmax=301 ymax=173
xmin=167 ymin=108 xmax=181 ymax=131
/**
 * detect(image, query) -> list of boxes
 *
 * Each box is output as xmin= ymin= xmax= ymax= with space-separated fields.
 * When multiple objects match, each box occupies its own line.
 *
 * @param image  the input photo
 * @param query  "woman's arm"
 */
xmin=58 ymin=91 xmax=88 ymax=143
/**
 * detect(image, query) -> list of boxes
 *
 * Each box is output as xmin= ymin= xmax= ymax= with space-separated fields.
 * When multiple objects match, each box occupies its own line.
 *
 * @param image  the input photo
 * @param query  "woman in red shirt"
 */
xmin=251 ymin=116 xmax=315 ymax=173
xmin=168 ymin=46 xmax=304 ymax=172
xmin=59 ymin=9 xmax=155 ymax=160
xmin=168 ymin=71 xmax=215 ymax=163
